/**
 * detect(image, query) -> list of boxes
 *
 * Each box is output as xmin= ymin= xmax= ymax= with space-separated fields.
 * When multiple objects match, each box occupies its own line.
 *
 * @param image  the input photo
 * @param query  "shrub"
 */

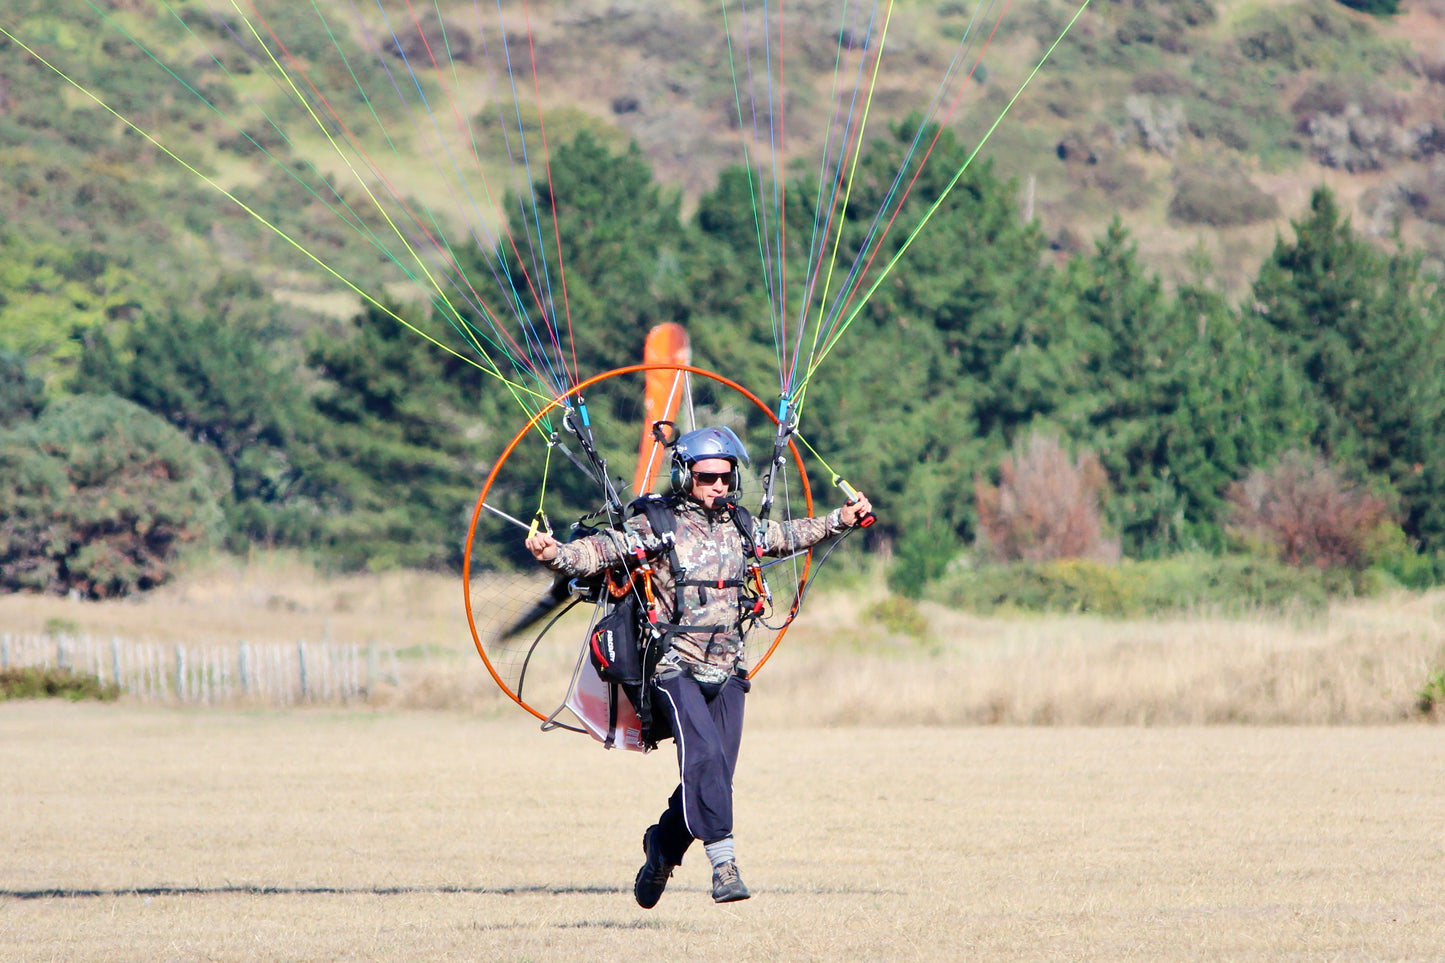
xmin=1237 ymin=11 xmax=1299 ymax=65
xmin=1335 ymin=0 xmax=1399 ymax=16
xmin=1225 ymin=450 xmax=1390 ymax=570
xmin=1083 ymin=154 xmax=1154 ymax=210
xmin=385 ymin=12 xmax=473 ymax=65
xmin=864 ymin=596 xmax=929 ymax=638
xmin=1362 ymin=522 xmax=1445 ymax=589
xmin=1131 ymin=552 xmax=1332 ymax=613
xmin=0 ymin=394 xmax=224 ymax=597
xmin=1290 ymin=78 xmax=1359 ymax=125
xmin=927 ymin=553 xmax=1335 ymax=617
xmin=1303 ymin=104 xmax=1413 ymax=172
xmin=1402 ymin=165 xmax=1445 ymax=227
xmin=1167 ymin=166 xmax=1280 ymax=227
xmin=1131 ymin=69 xmax=1193 ymax=97
xmin=889 ymin=522 xmax=959 ymax=599
xmin=0 ymin=667 xmax=120 ymax=702
xmin=975 ymin=433 xmax=1117 ymax=563
xmin=930 ymin=557 xmax=1135 ymax=615
xmin=1125 ymin=95 xmax=1185 ymax=156
xmin=1419 ymin=666 xmax=1445 ymax=718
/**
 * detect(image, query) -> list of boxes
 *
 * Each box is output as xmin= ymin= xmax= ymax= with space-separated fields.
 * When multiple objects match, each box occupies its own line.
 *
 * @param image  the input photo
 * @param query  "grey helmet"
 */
xmin=670 ymin=426 xmax=750 ymax=494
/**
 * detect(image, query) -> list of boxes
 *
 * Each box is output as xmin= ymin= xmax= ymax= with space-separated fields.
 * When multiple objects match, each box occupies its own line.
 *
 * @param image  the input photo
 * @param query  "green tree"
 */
xmin=1159 ymin=281 xmax=1314 ymax=549
xmin=1062 ymin=220 xmax=1185 ymax=554
xmin=1251 ymin=187 xmax=1445 ymax=549
xmin=0 ymin=350 xmax=44 ymax=427
xmin=469 ymin=132 xmax=692 ymax=380
xmin=838 ymin=120 xmax=1067 ymax=445
xmin=1062 ymin=222 xmax=1312 ymax=555
xmin=71 ymin=277 xmax=330 ymax=548
xmin=0 ymin=394 xmax=224 ymax=597
xmin=0 ymin=234 xmax=149 ymax=388
xmin=305 ymin=300 xmax=482 ymax=570
xmin=767 ymin=119 xmax=1067 ymax=574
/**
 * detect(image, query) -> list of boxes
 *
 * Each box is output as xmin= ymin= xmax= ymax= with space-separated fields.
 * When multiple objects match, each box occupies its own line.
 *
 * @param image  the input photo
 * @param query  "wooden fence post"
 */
xmin=297 ymin=641 xmax=309 ymax=702
xmin=238 ymin=641 xmax=251 ymax=697
xmin=0 ymin=633 xmax=406 ymax=707
xmin=175 ymin=645 xmax=186 ymax=703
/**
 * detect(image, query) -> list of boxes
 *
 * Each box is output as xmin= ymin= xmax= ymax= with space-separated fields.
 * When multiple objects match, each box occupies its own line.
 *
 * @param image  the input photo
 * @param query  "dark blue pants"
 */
xmin=649 ymin=670 xmax=750 ymax=864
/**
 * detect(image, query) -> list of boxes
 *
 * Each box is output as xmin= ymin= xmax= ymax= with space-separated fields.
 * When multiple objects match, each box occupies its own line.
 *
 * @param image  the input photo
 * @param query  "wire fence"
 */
xmin=0 ymin=633 xmax=405 ymax=707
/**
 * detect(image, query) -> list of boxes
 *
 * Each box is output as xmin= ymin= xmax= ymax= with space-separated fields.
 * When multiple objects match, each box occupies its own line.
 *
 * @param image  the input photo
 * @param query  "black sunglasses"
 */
xmin=693 ymin=471 xmax=734 ymax=486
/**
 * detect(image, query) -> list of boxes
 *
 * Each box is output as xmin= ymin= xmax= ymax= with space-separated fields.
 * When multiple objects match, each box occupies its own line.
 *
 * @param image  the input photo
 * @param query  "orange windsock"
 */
xmin=633 ymin=323 xmax=691 ymax=494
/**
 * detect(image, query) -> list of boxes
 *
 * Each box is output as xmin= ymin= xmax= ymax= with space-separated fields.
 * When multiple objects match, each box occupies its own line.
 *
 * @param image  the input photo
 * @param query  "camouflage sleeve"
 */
xmin=540 ymin=514 xmax=655 ymax=578
xmin=760 ymin=507 xmax=850 ymax=556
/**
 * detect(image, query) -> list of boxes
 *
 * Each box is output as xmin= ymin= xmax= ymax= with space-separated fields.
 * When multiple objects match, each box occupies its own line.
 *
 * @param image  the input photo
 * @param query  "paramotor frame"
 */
xmin=462 ymin=362 xmax=814 ymax=725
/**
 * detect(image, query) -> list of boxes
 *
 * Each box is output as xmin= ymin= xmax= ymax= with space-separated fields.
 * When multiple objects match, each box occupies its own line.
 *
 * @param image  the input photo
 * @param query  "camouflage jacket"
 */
xmin=543 ymin=497 xmax=851 ymax=677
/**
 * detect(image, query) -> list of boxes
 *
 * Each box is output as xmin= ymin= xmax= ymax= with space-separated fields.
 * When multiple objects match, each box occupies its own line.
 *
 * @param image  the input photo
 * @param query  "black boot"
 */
xmin=633 ymin=824 xmax=676 ymax=909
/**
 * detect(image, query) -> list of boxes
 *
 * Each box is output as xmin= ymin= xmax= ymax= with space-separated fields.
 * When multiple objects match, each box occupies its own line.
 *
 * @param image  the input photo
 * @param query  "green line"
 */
xmin=793 ymin=0 xmax=1093 ymax=416
xmin=223 ymin=3 xmax=478 ymax=348
xmin=301 ymin=0 xmax=522 ymax=387
xmin=717 ymin=0 xmax=785 ymax=382
xmin=141 ymin=0 xmax=534 ymax=408
xmin=0 ymin=19 xmax=545 ymax=414
xmin=192 ymin=0 xmax=551 ymax=425
xmin=803 ymin=0 xmax=898 ymax=384
xmin=208 ymin=0 xmax=551 ymax=423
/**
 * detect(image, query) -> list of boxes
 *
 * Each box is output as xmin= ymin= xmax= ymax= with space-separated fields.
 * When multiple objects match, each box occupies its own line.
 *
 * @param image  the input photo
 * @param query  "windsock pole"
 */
xmin=633 ymin=323 xmax=691 ymax=495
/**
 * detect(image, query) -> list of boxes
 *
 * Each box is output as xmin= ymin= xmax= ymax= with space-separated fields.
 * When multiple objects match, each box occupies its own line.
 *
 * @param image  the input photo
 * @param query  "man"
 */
xmin=524 ymin=425 xmax=873 ymax=907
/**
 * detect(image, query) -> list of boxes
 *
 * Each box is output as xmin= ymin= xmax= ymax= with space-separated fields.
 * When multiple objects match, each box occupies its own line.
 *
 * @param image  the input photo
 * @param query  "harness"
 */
xmin=592 ymin=493 xmax=768 ymax=748
xmin=626 ymin=493 xmax=767 ymax=648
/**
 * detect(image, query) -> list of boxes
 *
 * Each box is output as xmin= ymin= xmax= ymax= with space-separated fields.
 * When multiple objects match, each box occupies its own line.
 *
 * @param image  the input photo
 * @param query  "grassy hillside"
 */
xmin=551 ymin=0 xmax=1445 ymax=294
xmin=5 ymin=0 xmax=1444 ymax=318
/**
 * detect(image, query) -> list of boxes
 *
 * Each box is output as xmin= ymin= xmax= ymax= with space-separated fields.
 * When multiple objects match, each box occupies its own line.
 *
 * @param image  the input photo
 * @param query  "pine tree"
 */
xmin=305 ymin=300 xmax=481 ymax=570
xmin=1251 ymin=187 xmax=1445 ymax=549
xmin=1060 ymin=222 xmax=1314 ymax=555
xmin=468 ymin=132 xmax=691 ymax=380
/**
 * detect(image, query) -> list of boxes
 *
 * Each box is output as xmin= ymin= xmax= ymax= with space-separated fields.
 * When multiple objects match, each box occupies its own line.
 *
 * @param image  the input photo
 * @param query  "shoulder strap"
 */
xmin=729 ymin=503 xmax=758 ymax=558
xmin=629 ymin=493 xmax=678 ymax=539
xmin=630 ymin=495 xmax=689 ymax=625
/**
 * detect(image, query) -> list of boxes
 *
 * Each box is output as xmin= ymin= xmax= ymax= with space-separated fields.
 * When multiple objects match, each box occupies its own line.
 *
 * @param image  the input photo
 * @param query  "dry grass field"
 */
xmin=2 ymin=704 xmax=1443 ymax=962
xmin=3 ymin=557 xmax=1444 ymax=960
xmin=4 ymin=552 xmax=1444 ymax=723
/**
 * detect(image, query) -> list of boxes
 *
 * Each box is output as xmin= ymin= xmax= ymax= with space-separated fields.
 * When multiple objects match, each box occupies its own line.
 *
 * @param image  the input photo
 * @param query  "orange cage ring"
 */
xmin=462 ymin=363 xmax=814 ymax=722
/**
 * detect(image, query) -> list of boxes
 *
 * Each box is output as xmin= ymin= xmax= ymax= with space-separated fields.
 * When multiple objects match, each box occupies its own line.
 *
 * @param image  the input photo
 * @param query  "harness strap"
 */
xmin=677 ymin=577 xmax=745 ymax=588
xmin=627 ymin=493 xmax=766 ymax=648
xmin=654 ymin=621 xmax=731 ymax=635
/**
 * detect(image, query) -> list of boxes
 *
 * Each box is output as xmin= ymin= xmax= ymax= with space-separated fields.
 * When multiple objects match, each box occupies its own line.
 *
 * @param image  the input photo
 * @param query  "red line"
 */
xmin=237 ymin=0 xmax=556 ymax=381
xmin=520 ymin=0 xmax=579 ymax=386
xmin=776 ymin=0 xmax=789 ymax=382
xmin=800 ymin=3 xmax=891 ymax=374
xmin=391 ymin=0 xmax=565 ymax=375
xmin=825 ymin=0 xmax=1014 ymax=354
